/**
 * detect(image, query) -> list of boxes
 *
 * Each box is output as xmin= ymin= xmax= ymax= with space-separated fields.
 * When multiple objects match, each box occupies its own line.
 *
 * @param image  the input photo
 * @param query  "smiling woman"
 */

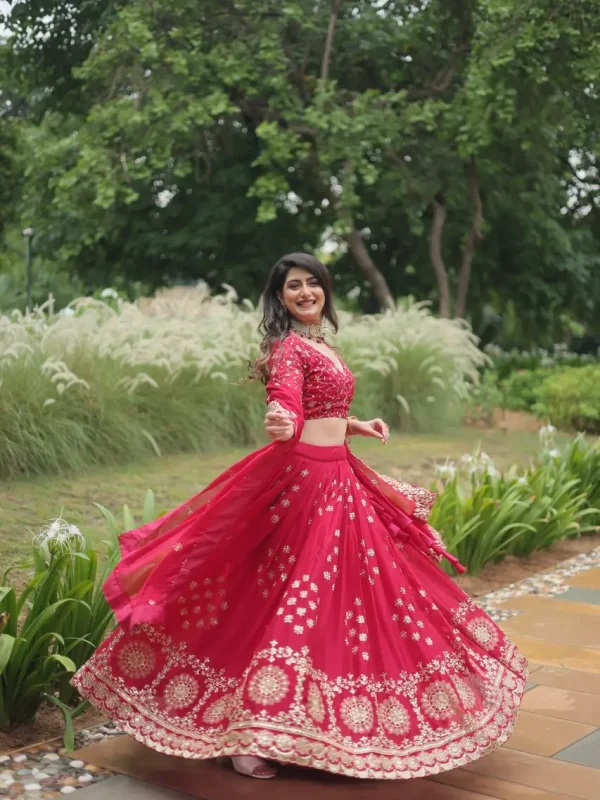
xmin=258 ymin=255 xmax=363 ymax=447
xmin=72 ymin=253 xmax=527 ymax=783
xmin=281 ymin=266 xmax=326 ymax=325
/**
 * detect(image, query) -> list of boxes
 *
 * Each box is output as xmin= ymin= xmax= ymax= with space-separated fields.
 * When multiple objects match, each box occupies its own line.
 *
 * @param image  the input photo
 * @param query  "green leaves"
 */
xmin=0 ymin=489 xmax=161 ymax=732
xmin=0 ymin=634 xmax=15 ymax=676
xmin=1 ymin=0 xmax=600 ymax=322
xmin=430 ymin=436 xmax=600 ymax=575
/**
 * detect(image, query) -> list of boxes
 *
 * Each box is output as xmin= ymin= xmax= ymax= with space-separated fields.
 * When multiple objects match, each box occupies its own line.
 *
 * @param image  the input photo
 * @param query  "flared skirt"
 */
xmin=73 ymin=442 xmax=527 ymax=780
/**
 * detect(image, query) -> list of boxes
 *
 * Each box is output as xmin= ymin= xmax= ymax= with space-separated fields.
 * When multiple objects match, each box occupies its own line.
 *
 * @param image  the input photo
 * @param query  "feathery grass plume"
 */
xmin=0 ymin=290 xmax=484 ymax=478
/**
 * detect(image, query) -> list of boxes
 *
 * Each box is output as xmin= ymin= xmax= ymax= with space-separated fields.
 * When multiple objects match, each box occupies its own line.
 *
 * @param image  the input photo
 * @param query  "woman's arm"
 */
xmin=264 ymin=337 xmax=305 ymax=442
xmin=346 ymin=416 xmax=389 ymax=444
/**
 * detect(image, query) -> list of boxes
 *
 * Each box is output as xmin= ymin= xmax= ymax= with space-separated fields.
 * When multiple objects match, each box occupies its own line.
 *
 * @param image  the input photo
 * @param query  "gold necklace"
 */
xmin=290 ymin=318 xmax=325 ymax=343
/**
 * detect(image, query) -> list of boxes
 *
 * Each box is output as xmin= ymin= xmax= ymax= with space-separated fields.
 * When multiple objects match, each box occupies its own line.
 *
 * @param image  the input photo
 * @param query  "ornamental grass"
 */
xmin=0 ymin=290 xmax=485 ymax=478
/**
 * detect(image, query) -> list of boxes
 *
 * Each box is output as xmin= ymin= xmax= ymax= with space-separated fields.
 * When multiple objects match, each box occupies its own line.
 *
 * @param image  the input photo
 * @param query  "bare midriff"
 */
xmin=300 ymin=417 xmax=348 ymax=446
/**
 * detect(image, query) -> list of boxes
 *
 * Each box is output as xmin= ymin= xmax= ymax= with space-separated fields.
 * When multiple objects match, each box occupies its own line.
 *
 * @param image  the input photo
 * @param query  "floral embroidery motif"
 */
xmin=452 ymin=676 xmax=477 ymax=710
xmin=467 ymin=617 xmax=500 ymax=651
xmin=202 ymin=693 xmax=234 ymax=724
xmin=377 ymin=697 xmax=411 ymax=736
xmin=510 ymin=650 xmax=528 ymax=673
xmin=75 ymin=626 xmax=526 ymax=780
xmin=377 ymin=475 xmax=437 ymax=521
xmin=421 ymin=681 xmax=458 ymax=721
xmin=267 ymin=400 xmax=296 ymax=418
xmin=307 ymin=682 xmax=325 ymax=723
xmin=340 ymin=696 xmax=374 ymax=734
xmin=163 ymin=674 xmax=199 ymax=710
xmin=115 ymin=640 xmax=156 ymax=680
xmin=248 ymin=666 xmax=290 ymax=706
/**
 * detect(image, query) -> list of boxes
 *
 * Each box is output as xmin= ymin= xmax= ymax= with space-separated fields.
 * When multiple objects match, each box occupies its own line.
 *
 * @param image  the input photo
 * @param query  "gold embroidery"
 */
xmin=248 ymin=666 xmax=290 ymax=706
xmin=452 ymin=676 xmax=477 ymax=710
xmin=377 ymin=698 xmax=411 ymax=736
xmin=340 ymin=696 xmax=374 ymax=734
xmin=203 ymin=693 xmax=234 ymax=724
xmin=466 ymin=617 xmax=500 ymax=651
xmin=267 ymin=400 xmax=296 ymax=418
xmin=421 ymin=681 xmax=458 ymax=721
xmin=115 ymin=640 xmax=156 ymax=680
xmin=163 ymin=674 xmax=200 ymax=710
xmin=74 ymin=628 xmax=526 ymax=781
xmin=377 ymin=474 xmax=437 ymax=521
xmin=307 ymin=683 xmax=325 ymax=723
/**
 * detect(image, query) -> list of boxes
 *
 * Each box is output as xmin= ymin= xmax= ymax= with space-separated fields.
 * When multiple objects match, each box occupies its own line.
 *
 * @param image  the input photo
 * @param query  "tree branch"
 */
xmin=321 ymin=0 xmax=342 ymax=83
xmin=429 ymin=196 xmax=451 ymax=318
xmin=344 ymin=222 xmax=396 ymax=311
xmin=408 ymin=42 xmax=470 ymax=100
xmin=235 ymin=95 xmax=319 ymax=139
xmin=455 ymin=156 xmax=484 ymax=319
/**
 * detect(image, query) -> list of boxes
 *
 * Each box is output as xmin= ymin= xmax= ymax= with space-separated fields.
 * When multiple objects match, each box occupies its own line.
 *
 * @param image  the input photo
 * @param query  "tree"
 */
xmin=2 ymin=0 xmax=599 ymax=330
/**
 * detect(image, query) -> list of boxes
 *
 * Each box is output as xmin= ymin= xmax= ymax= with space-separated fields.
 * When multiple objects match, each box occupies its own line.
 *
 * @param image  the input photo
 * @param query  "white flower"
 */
xmin=60 ymin=307 xmax=76 ymax=317
xmin=435 ymin=462 xmax=457 ymax=481
xmin=539 ymin=424 xmax=557 ymax=448
xmin=459 ymin=450 xmax=495 ymax=478
xmin=547 ymin=449 xmax=560 ymax=459
xmin=33 ymin=518 xmax=86 ymax=553
xmin=100 ymin=288 xmax=119 ymax=299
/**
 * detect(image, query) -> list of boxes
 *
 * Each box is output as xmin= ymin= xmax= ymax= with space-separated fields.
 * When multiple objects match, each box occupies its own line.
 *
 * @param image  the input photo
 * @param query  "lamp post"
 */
xmin=23 ymin=227 xmax=34 ymax=313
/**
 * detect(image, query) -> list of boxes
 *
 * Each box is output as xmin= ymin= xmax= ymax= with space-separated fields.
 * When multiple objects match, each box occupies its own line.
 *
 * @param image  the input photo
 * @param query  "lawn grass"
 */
xmin=0 ymin=427 xmax=564 ymax=564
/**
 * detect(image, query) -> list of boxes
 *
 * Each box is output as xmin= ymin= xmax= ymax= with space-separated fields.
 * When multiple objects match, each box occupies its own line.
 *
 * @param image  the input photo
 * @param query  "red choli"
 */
xmin=266 ymin=334 xmax=355 ymax=433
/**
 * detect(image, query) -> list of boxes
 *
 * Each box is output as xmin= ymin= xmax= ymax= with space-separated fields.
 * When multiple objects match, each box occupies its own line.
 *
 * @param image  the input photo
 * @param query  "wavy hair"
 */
xmin=250 ymin=253 xmax=339 ymax=383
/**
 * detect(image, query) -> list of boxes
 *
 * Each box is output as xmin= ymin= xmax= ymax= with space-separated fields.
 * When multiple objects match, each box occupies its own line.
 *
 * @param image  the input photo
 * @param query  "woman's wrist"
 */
xmin=346 ymin=416 xmax=359 ymax=436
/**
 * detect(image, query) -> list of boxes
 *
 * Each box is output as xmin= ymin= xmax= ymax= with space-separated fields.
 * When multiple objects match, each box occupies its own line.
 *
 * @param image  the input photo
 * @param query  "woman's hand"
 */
xmin=264 ymin=411 xmax=295 ymax=442
xmin=348 ymin=417 xmax=390 ymax=444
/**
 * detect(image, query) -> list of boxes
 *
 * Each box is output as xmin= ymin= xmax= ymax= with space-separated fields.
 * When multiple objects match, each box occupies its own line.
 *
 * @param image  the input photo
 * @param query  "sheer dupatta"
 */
xmin=104 ymin=337 xmax=306 ymax=631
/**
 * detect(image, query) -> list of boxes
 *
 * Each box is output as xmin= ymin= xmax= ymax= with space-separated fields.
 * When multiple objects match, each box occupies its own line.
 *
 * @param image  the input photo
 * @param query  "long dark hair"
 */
xmin=251 ymin=253 xmax=339 ymax=383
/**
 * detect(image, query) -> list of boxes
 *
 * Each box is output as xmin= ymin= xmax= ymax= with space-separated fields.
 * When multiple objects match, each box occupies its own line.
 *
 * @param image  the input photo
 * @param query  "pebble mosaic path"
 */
xmin=2 ymin=544 xmax=599 ymax=800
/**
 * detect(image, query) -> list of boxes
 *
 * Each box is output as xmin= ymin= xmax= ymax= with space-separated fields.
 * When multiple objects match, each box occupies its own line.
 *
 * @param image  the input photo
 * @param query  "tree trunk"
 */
xmin=345 ymin=223 xmax=395 ymax=312
xmin=321 ymin=1 xmax=342 ymax=83
xmin=455 ymin=156 xmax=484 ymax=319
xmin=429 ymin=197 xmax=451 ymax=318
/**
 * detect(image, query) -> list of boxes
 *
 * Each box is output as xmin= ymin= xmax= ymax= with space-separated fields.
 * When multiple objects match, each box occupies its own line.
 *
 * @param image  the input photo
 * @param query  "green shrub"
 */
xmin=560 ymin=435 xmax=600 ymax=523
xmin=500 ymin=367 xmax=560 ymax=412
xmin=431 ymin=435 xmax=600 ymax=575
xmin=340 ymin=303 xmax=486 ymax=431
xmin=534 ymin=365 xmax=600 ymax=433
xmin=0 ymin=491 xmax=156 ymax=737
xmin=0 ymin=527 xmax=116 ymax=729
xmin=464 ymin=370 xmax=503 ymax=426
xmin=484 ymin=344 xmax=597 ymax=382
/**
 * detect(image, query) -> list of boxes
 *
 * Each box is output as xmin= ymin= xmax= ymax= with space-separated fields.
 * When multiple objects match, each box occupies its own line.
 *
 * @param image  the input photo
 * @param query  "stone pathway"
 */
xmin=2 ymin=551 xmax=600 ymax=799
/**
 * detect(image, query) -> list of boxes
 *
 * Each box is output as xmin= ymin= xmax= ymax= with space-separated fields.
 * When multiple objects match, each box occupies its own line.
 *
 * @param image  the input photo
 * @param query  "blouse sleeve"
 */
xmin=265 ymin=335 xmax=304 ymax=435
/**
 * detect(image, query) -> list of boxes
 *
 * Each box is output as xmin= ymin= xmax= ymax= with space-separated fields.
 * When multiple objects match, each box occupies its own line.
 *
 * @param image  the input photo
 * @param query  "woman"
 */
xmin=73 ymin=254 xmax=527 ymax=781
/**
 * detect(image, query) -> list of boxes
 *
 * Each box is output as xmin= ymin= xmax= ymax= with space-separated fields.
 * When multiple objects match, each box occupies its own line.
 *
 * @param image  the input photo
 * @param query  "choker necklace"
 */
xmin=290 ymin=318 xmax=325 ymax=343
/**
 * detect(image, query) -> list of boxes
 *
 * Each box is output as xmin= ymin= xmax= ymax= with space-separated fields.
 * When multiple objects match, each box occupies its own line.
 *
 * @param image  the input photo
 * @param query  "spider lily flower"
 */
xmin=33 ymin=518 xmax=86 ymax=553
xmin=538 ymin=424 xmax=557 ymax=448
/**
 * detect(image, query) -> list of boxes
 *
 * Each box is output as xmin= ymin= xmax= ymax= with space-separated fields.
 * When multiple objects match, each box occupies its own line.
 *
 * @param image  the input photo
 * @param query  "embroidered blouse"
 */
xmin=266 ymin=334 xmax=355 ymax=434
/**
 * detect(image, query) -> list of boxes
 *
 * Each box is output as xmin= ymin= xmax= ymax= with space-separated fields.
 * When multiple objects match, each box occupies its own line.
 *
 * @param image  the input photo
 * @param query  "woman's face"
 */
xmin=280 ymin=267 xmax=325 ymax=326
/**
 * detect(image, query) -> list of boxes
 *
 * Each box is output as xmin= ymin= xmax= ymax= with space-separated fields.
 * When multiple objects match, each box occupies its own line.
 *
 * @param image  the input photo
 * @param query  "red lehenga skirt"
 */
xmin=73 ymin=441 xmax=527 ymax=780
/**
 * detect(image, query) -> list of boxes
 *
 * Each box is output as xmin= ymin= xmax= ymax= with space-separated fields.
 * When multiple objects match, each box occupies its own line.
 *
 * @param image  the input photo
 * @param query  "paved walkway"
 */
xmin=68 ymin=567 xmax=600 ymax=799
